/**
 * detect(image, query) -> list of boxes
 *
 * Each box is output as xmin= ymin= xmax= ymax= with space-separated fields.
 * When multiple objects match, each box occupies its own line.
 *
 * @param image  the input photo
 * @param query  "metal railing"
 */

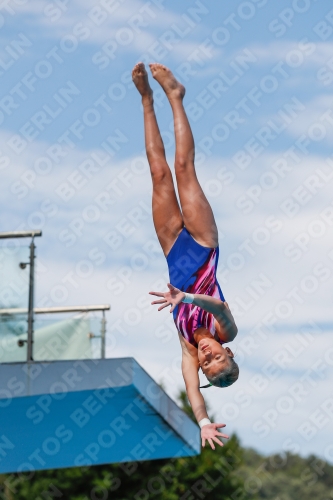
xmin=0 ymin=231 xmax=111 ymax=361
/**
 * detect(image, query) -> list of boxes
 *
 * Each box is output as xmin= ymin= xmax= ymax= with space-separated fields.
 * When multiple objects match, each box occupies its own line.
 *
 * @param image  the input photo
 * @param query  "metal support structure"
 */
xmin=101 ymin=310 xmax=106 ymax=359
xmin=0 ymin=305 xmax=110 ymax=359
xmin=0 ymin=229 xmax=111 ymax=361
xmin=0 ymin=230 xmax=42 ymax=363
xmin=86 ymin=309 xmax=108 ymax=358
xmin=0 ymin=230 xmax=42 ymax=239
xmin=0 ymin=305 xmax=110 ymax=315
xmin=27 ymin=238 xmax=36 ymax=362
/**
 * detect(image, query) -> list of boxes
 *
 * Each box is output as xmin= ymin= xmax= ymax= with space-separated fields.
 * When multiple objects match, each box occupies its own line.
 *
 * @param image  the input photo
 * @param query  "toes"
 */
xmin=133 ymin=62 xmax=145 ymax=71
xmin=132 ymin=62 xmax=147 ymax=78
xmin=132 ymin=64 xmax=140 ymax=75
xmin=149 ymin=63 xmax=169 ymax=75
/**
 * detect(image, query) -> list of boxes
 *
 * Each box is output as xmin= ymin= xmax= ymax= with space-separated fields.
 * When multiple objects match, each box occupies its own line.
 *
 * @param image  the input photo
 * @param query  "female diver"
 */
xmin=132 ymin=62 xmax=239 ymax=450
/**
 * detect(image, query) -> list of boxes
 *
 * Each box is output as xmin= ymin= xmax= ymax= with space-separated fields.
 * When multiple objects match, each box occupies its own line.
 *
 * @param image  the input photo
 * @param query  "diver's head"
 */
xmin=198 ymin=338 xmax=239 ymax=388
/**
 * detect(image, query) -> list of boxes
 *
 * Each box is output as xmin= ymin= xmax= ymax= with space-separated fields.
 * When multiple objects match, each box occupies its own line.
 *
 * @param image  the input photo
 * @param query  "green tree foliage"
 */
xmin=1 ymin=391 xmax=333 ymax=500
xmin=238 ymin=448 xmax=333 ymax=500
xmin=0 ymin=437 xmax=243 ymax=500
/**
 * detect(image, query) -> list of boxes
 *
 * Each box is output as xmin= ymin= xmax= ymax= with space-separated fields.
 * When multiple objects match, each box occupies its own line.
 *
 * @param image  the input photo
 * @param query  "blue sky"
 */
xmin=1 ymin=0 xmax=333 ymax=461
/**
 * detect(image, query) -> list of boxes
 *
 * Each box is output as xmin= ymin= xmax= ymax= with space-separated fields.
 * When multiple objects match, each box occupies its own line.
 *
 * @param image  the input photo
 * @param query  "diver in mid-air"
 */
xmin=132 ymin=62 xmax=239 ymax=450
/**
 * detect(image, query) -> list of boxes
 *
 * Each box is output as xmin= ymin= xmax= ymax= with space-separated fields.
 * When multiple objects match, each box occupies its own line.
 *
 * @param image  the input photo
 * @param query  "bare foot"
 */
xmin=132 ymin=62 xmax=153 ymax=102
xmin=149 ymin=63 xmax=185 ymax=101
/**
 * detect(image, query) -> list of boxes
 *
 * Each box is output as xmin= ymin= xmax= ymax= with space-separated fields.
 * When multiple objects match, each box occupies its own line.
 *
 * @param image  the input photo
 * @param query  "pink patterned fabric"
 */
xmin=175 ymin=248 xmax=224 ymax=347
xmin=167 ymin=227 xmax=225 ymax=348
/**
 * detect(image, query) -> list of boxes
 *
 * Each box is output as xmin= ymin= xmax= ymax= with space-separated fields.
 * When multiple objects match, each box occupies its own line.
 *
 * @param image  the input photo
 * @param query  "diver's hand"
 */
xmin=149 ymin=283 xmax=185 ymax=313
xmin=201 ymin=423 xmax=229 ymax=450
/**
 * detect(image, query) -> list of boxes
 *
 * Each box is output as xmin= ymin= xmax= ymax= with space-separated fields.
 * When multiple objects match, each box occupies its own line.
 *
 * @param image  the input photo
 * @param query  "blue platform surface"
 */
xmin=0 ymin=358 xmax=200 ymax=473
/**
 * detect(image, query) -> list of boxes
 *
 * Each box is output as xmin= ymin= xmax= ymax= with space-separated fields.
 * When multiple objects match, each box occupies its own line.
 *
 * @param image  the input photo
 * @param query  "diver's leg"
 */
xmin=132 ymin=63 xmax=183 ymax=256
xmin=150 ymin=63 xmax=218 ymax=248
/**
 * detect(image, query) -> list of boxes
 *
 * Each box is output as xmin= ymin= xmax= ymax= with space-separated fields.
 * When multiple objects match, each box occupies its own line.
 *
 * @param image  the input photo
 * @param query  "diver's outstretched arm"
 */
xmin=150 ymin=283 xmax=238 ymax=342
xmin=181 ymin=347 xmax=229 ymax=449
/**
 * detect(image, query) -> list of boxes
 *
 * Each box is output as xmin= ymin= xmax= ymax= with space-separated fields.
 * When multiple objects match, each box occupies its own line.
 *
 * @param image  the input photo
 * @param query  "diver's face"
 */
xmin=198 ymin=338 xmax=233 ymax=378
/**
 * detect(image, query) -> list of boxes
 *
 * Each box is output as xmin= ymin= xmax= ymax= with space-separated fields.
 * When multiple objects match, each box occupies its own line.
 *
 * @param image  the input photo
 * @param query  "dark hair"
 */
xmin=204 ymin=358 xmax=239 ymax=388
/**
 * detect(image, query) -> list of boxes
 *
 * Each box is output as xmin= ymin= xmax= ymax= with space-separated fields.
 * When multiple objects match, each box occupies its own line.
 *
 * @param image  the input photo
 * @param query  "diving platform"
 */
xmin=0 ymin=358 xmax=200 ymax=473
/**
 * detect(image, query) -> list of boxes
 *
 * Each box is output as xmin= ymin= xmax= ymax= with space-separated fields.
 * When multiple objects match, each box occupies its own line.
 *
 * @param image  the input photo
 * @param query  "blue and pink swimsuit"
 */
xmin=166 ymin=227 xmax=225 ymax=348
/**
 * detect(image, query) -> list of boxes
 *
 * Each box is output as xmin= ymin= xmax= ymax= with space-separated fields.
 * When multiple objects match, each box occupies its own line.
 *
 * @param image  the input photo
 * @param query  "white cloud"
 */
xmin=248 ymin=40 xmax=333 ymax=67
xmin=2 ymin=0 xmax=206 ymax=54
xmin=275 ymin=94 xmax=333 ymax=142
